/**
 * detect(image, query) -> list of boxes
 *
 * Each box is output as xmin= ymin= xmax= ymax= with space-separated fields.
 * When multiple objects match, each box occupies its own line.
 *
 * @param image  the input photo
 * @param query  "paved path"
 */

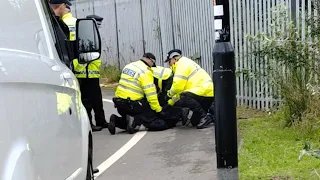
xmin=91 ymin=90 xmax=217 ymax=180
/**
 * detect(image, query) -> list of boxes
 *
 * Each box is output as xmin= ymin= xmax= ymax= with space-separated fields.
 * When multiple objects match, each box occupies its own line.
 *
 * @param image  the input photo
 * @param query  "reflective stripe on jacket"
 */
xmin=168 ymin=94 xmax=180 ymax=106
xmin=62 ymin=12 xmax=76 ymax=40
xmin=151 ymin=66 xmax=173 ymax=92
xmin=62 ymin=12 xmax=102 ymax=78
xmin=72 ymin=59 xmax=101 ymax=78
xmin=115 ymin=60 xmax=162 ymax=112
xmin=168 ymin=57 xmax=214 ymax=98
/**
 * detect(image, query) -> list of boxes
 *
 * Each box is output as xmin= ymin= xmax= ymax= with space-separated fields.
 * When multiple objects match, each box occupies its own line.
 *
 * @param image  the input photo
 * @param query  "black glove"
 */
xmin=157 ymin=110 xmax=166 ymax=118
xmin=162 ymin=104 xmax=170 ymax=110
xmin=164 ymin=95 xmax=171 ymax=102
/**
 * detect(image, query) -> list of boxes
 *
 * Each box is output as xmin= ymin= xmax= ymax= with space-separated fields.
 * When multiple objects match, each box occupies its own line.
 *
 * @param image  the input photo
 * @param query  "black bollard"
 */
xmin=213 ymin=0 xmax=238 ymax=179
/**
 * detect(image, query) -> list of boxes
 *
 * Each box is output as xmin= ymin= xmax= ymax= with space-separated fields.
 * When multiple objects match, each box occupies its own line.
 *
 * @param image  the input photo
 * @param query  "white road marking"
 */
xmin=65 ymin=168 xmax=82 ymax=180
xmin=95 ymin=98 xmax=148 ymax=179
xmin=94 ymin=130 xmax=147 ymax=178
xmin=103 ymin=98 xmax=113 ymax=103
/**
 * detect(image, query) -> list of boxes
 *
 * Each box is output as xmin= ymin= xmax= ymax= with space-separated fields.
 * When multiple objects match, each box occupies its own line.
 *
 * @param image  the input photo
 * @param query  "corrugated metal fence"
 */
xmin=70 ymin=0 xmax=314 ymax=110
xmin=71 ymin=0 xmax=215 ymax=74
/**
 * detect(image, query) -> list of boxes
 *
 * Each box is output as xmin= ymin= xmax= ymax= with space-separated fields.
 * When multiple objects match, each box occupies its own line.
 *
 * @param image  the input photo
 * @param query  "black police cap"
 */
xmin=49 ymin=0 xmax=72 ymax=6
xmin=143 ymin=53 xmax=156 ymax=61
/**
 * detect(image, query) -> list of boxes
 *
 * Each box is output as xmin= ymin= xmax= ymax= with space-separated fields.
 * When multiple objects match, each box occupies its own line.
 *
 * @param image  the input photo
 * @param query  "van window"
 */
xmin=0 ymin=0 xmax=51 ymax=57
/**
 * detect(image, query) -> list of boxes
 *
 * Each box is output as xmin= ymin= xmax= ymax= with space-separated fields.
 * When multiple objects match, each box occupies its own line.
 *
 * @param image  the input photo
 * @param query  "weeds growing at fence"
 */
xmin=100 ymin=64 xmax=121 ymax=84
xmin=245 ymin=5 xmax=320 ymax=132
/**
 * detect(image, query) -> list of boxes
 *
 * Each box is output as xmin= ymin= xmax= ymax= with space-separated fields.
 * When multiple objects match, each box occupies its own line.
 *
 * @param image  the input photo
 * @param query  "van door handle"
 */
xmin=62 ymin=72 xmax=73 ymax=80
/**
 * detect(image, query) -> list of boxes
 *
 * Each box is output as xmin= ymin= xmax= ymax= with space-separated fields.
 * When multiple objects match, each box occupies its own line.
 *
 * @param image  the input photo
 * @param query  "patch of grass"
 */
xmin=237 ymin=106 xmax=268 ymax=119
xmin=100 ymin=64 xmax=121 ymax=89
xmin=239 ymin=115 xmax=320 ymax=180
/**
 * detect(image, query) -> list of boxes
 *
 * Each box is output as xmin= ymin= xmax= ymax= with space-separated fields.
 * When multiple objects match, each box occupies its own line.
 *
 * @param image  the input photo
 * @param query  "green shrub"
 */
xmin=100 ymin=64 xmax=121 ymax=83
xmin=246 ymin=5 xmax=320 ymax=130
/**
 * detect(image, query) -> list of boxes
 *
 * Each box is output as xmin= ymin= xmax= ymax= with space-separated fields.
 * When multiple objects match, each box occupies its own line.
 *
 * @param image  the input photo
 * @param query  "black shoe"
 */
xmin=108 ymin=114 xmax=117 ymax=135
xmin=197 ymin=116 xmax=213 ymax=129
xmin=207 ymin=113 xmax=215 ymax=124
xmin=181 ymin=108 xmax=190 ymax=126
xmin=126 ymin=115 xmax=135 ymax=134
xmin=92 ymin=125 xmax=103 ymax=132
xmin=100 ymin=122 xmax=109 ymax=129
xmin=93 ymin=168 xmax=99 ymax=174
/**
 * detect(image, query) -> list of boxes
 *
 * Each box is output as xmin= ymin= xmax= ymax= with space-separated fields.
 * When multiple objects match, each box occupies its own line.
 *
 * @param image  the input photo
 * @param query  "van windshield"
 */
xmin=0 ymin=0 xmax=49 ymax=56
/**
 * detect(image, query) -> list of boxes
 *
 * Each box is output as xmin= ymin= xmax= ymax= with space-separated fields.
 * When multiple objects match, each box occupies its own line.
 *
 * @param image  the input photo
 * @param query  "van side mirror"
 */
xmin=76 ymin=18 xmax=102 ymax=64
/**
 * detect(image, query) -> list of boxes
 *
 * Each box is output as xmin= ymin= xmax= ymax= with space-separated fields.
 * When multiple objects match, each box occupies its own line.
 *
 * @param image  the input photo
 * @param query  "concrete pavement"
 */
xmin=92 ymin=90 xmax=217 ymax=180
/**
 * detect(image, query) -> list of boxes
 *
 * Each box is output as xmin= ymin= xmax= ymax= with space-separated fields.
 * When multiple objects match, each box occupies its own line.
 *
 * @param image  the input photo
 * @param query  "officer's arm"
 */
xmin=167 ymin=65 xmax=188 ymax=98
xmin=68 ymin=26 xmax=76 ymax=41
xmin=168 ymin=94 xmax=180 ymax=106
xmin=140 ymin=71 xmax=162 ymax=113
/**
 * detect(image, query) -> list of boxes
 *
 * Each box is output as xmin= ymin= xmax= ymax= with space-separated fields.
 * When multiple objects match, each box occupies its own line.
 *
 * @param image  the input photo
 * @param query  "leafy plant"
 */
xmin=246 ymin=5 xmax=320 ymax=127
xmin=298 ymin=141 xmax=320 ymax=161
xmin=298 ymin=141 xmax=320 ymax=178
xmin=100 ymin=64 xmax=121 ymax=83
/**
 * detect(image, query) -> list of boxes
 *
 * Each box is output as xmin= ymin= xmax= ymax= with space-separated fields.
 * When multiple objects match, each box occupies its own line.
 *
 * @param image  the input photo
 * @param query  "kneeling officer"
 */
xmin=108 ymin=53 xmax=180 ymax=134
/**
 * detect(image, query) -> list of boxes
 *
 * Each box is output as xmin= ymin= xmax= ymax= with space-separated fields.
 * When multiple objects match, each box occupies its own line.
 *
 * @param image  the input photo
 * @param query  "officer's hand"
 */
xmin=164 ymin=95 xmax=170 ymax=101
xmin=162 ymin=104 xmax=170 ymax=111
xmin=157 ymin=110 xmax=166 ymax=118
xmin=167 ymin=91 xmax=172 ymax=97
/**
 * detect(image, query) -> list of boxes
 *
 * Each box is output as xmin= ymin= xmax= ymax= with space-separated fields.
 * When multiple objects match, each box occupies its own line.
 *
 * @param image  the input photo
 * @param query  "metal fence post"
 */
xmin=213 ymin=0 xmax=238 ymax=179
xmin=291 ymin=0 xmax=297 ymax=25
xmin=114 ymin=0 xmax=121 ymax=69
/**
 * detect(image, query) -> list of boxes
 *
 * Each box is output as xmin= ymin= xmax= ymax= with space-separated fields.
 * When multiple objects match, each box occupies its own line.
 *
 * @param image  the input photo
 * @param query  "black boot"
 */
xmin=101 ymin=122 xmax=109 ymax=129
xmin=91 ymin=125 xmax=103 ymax=132
xmin=126 ymin=115 xmax=136 ymax=134
xmin=197 ymin=115 xmax=213 ymax=129
xmin=93 ymin=168 xmax=99 ymax=174
xmin=181 ymin=108 xmax=190 ymax=126
xmin=108 ymin=114 xmax=118 ymax=135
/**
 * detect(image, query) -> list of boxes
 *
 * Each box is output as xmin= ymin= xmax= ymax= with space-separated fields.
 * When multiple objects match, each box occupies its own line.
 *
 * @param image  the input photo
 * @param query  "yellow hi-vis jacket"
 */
xmin=167 ymin=56 xmax=214 ymax=99
xmin=168 ymin=94 xmax=181 ymax=106
xmin=151 ymin=66 xmax=172 ymax=92
xmin=151 ymin=66 xmax=180 ymax=106
xmin=61 ymin=12 xmax=77 ymax=40
xmin=115 ymin=60 xmax=162 ymax=113
xmin=62 ymin=12 xmax=102 ymax=79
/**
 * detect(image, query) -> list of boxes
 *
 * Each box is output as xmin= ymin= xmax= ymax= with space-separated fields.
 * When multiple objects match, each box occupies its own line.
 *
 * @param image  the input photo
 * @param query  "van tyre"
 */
xmin=86 ymin=136 xmax=94 ymax=180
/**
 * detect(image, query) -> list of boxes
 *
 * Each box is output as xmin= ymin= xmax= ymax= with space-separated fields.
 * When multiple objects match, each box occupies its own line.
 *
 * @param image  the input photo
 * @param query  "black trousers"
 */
xmin=174 ymin=92 xmax=214 ymax=126
xmin=113 ymin=98 xmax=181 ymax=131
xmin=78 ymin=78 xmax=107 ymax=126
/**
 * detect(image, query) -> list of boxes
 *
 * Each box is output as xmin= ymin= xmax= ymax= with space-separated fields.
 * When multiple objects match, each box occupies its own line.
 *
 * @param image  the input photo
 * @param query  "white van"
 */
xmin=0 ymin=0 xmax=102 ymax=179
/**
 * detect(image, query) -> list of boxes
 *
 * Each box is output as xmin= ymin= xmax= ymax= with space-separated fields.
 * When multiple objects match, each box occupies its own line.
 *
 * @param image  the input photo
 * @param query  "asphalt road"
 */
xmin=91 ymin=90 xmax=217 ymax=180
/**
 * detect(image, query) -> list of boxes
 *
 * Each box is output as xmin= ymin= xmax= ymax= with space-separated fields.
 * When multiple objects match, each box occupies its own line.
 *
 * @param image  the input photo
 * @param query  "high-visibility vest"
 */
xmin=62 ymin=12 xmax=76 ymax=40
xmin=72 ymin=59 xmax=101 ymax=78
xmin=168 ymin=56 xmax=214 ymax=98
xmin=151 ymin=66 xmax=173 ymax=92
xmin=115 ymin=60 xmax=162 ymax=113
xmin=151 ymin=66 xmax=182 ymax=106
xmin=62 ymin=12 xmax=101 ymax=79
